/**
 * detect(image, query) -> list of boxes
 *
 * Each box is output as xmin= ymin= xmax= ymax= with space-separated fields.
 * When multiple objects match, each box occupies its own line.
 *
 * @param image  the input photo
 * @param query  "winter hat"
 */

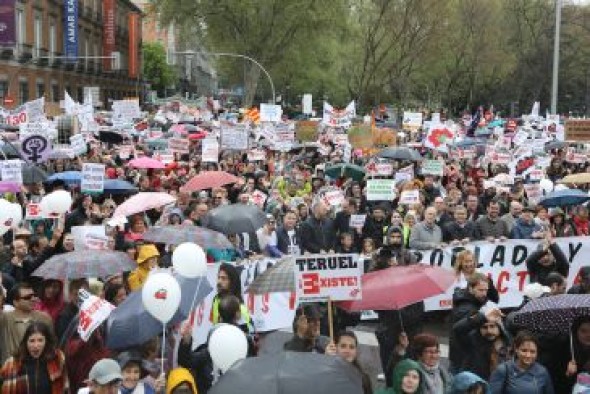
xmin=136 ymin=244 xmax=160 ymax=265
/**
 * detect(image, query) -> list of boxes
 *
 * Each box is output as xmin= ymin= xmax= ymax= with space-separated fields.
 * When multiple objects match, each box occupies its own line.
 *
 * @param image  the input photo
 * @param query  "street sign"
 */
xmin=3 ymin=96 xmax=14 ymax=106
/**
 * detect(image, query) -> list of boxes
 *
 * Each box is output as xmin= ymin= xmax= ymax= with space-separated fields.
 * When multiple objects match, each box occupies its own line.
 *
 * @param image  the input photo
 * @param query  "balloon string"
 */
xmin=189 ymin=277 xmax=204 ymax=318
xmin=161 ymin=324 xmax=166 ymax=376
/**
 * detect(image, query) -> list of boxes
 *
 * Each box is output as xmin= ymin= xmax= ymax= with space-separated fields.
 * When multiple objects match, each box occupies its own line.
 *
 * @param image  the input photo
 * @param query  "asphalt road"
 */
xmin=258 ymin=316 xmax=451 ymax=391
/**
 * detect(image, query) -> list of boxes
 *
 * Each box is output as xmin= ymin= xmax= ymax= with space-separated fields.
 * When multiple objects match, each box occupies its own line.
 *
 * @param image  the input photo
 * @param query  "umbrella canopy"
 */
xmin=22 ymin=165 xmax=48 ymax=183
xmin=324 ymin=163 xmax=366 ymax=181
xmin=106 ymin=273 xmax=212 ymax=349
xmin=103 ymin=179 xmax=138 ymax=195
xmin=113 ymin=192 xmax=176 ymax=218
xmin=545 ymin=140 xmax=568 ymax=151
xmin=513 ymin=294 xmax=590 ymax=335
xmin=246 ymin=257 xmax=294 ymax=294
xmin=339 ymin=264 xmax=455 ymax=311
xmin=376 ymin=147 xmax=422 ymax=161
xmin=538 ymin=189 xmax=590 ymax=208
xmin=128 ymin=157 xmax=165 ymax=169
xmin=0 ymin=181 xmax=21 ymax=193
xmin=32 ymin=250 xmax=136 ymax=280
xmin=559 ymin=173 xmax=590 ymax=185
xmin=46 ymin=171 xmax=82 ymax=187
xmin=142 ymin=225 xmax=233 ymax=249
xmin=205 ymin=204 xmax=266 ymax=234
xmin=98 ymin=130 xmax=124 ymax=144
xmin=450 ymin=137 xmax=486 ymax=148
xmin=209 ymin=352 xmax=362 ymax=394
xmin=181 ymin=171 xmax=241 ymax=193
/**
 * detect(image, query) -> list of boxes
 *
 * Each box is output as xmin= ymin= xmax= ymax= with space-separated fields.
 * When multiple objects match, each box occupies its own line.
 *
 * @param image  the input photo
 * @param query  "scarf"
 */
xmin=420 ymin=362 xmax=444 ymax=394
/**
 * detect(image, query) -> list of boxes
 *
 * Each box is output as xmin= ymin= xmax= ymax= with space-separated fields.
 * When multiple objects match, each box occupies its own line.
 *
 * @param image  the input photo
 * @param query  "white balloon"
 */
xmin=39 ymin=197 xmax=54 ymax=217
xmin=209 ymin=324 xmax=248 ymax=372
xmin=172 ymin=242 xmax=207 ymax=278
xmin=6 ymin=203 xmax=22 ymax=228
xmin=0 ymin=199 xmax=21 ymax=229
xmin=141 ymin=272 xmax=181 ymax=323
xmin=45 ymin=190 xmax=72 ymax=214
xmin=539 ymin=179 xmax=554 ymax=194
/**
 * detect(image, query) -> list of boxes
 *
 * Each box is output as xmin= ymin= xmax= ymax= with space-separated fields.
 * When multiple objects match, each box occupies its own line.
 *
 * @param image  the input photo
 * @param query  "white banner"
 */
xmin=221 ymin=125 xmax=249 ymax=150
xmin=366 ymin=179 xmax=395 ymax=201
xmin=322 ymin=101 xmax=355 ymax=128
xmin=201 ymin=138 xmax=219 ymax=162
xmin=81 ymin=163 xmax=105 ymax=193
xmin=294 ymin=254 xmax=362 ymax=302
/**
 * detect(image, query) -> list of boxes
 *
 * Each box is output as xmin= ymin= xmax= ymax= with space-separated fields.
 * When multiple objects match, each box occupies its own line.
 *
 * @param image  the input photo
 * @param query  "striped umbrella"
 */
xmin=32 ymin=250 xmax=137 ymax=279
xmin=142 ymin=225 xmax=233 ymax=249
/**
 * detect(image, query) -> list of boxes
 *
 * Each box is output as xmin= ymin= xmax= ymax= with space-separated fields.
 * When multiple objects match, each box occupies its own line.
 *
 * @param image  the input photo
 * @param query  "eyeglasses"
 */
xmin=423 ymin=348 xmax=440 ymax=355
xmin=19 ymin=294 xmax=35 ymax=301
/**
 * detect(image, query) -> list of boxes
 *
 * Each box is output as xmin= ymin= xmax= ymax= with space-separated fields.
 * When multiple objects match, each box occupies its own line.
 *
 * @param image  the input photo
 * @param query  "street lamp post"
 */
xmin=174 ymin=50 xmax=276 ymax=104
xmin=551 ymin=0 xmax=562 ymax=115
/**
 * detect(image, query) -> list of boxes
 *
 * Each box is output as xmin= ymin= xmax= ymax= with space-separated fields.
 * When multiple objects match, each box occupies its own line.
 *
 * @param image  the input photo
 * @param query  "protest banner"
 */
xmin=201 ymin=138 xmax=219 ymax=162
xmin=349 ymin=214 xmax=367 ymax=228
xmin=221 ymin=125 xmax=249 ymax=150
xmin=1 ymin=159 xmax=22 ymax=184
xmin=421 ymin=160 xmax=444 ymax=176
xmin=419 ymin=236 xmax=589 ymax=311
xmin=323 ymin=101 xmax=355 ymax=128
xmin=402 ymin=112 xmax=423 ymax=130
xmin=77 ymin=289 xmax=115 ymax=342
xmin=81 ymin=163 xmax=105 ymax=193
xmin=247 ymin=148 xmax=265 ymax=161
xmin=565 ymin=120 xmax=590 ymax=142
xmin=259 ymin=104 xmax=282 ymax=122
xmin=399 ymin=190 xmax=420 ymax=205
xmin=168 ymin=138 xmax=190 ymax=154
xmin=366 ymin=179 xmax=395 ymax=201
xmin=295 ymin=120 xmax=319 ymax=142
xmin=294 ymin=254 xmax=362 ymax=302
xmin=191 ymin=259 xmax=297 ymax=348
xmin=70 ymin=133 xmax=87 ymax=156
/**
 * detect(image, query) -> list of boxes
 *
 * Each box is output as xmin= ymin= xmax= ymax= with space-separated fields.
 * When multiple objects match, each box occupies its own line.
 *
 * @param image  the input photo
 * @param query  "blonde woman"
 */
xmin=402 ymin=212 xmax=417 ymax=249
xmin=454 ymin=250 xmax=499 ymax=303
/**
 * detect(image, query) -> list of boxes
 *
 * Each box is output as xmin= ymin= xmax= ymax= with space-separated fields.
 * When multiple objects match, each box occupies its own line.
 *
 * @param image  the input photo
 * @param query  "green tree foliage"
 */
xmin=142 ymin=42 xmax=177 ymax=95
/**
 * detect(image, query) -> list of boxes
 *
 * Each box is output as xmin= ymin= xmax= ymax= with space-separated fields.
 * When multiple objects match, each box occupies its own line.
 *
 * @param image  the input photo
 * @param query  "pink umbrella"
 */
xmin=128 ymin=157 xmax=165 ymax=169
xmin=180 ymin=171 xmax=241 ymax=192
xmin=339 ymin=264 xmax=455 ymax=311
xmin=113 ymin=192 xmax=176 ymax=218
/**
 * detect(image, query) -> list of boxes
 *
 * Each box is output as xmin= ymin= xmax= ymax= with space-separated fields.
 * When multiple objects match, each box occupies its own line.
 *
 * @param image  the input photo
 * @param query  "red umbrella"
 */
xmin=181 ymin=171 xmax=241 ymax=192
xmin=339 ymin=264 xmax=455 ymax=311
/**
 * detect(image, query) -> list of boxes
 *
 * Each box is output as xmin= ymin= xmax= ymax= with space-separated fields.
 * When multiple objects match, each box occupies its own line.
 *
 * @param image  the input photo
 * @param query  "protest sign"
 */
xmin=366 ymin=162 xmax=393 ymax=176
xmin=112 ymin=99 xmax=141 ymax=121
xmin=251 ymin=190 xmax=267 ymax=208
xmin=523 ymin=183 xmax=542 ymax=205
xmin=201 ymin=138 xmax=219 ymax=162
xmin=221 ymin=125 xmax=249 ymax=150
xmin=322 ymin=189 xmax=345 ymax=207
xmin=399 ymin=190 xmax=420 ymax=205
xmin=402 ymin=112 xmax=423 ymax=130
xmin=565 ymin=152 xmax=588 ymax=164
xmin=81 ymin=163 xmax=105 ymax=193
xmin=1 ymin=159 xmax=22 ymax=184
xmin=25 ymin=203 xmax=59 ymax=220
xmin=490 ymin=152 xmax=512 ymax=165
xmin=349 ymin=214 xmax=367 ymax=228
xmin=323 ymin=101 xmax=355 ymax=128
xmin=1 ymin=107 xmax=27 ymax=126
xmin=247 ymin=148 xmax=265 ymax=161
xmin=19 ymin=134 xmax=52 ymax=164
xmin=168 ymin=138 xmax=190 ymax=154
xmin=295 ymin=120 xmax=319 ymax=142
xmin=71 ymin=225 xmax=109 ymax=250
xmin=294 ymin=254 xmax=362 ymax=302
xmin=118 ymin=145 xmax=133 ymax=160
xmin=78 ymin=289 xmax=115 ymax=342
xmin=259 ymin=104 xmax=282 ymax=122
xmin=528 ymin=168 xmax=544 ymax=181
xmin=366 ymin=179 xmax=395 ymax=201
xmin=565 ymin=120 xmax=590 ymax=142
xmin=70 ymin=134 xmax=87 ymax=156
xmin=192 ymin=259 xmax=297 ymax=348
xmin=272 ymin=129 xmax=295 ymax=151
xmin=419 ymin=237 xmax=589 ymax=311
xmin=513 ymin=130 xmax=529 ymax=146
xmin=421 ymin=160 xmax=444 ymax=176
xmin=302 ymin=94 xmax=313 ymax=114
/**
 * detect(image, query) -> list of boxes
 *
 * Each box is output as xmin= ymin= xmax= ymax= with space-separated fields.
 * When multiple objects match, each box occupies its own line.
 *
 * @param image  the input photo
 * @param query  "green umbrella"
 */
xmin=325 ymin=163 xmax=366 ymax=181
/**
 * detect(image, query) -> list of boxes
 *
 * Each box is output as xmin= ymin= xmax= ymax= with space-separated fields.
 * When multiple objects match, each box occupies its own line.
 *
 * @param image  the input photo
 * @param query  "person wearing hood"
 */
xmin=128 ymin=244 xmax=160 ymax=291
xmin=376 ymin=358 xmax=423 ymax=394
xmin=167 ymin=208 xmax=184 ymax=225
xmin=452 ymin=308 xmax=510 ymax=380
xmin=450 ymin=371 xmax=490 ymax=394
xmin=510 ymin=205 xmax=544 ymax=239
xmin=34 ymin=279 xmax=64 ymax=323
xmin=117 ymin=351 xmax=159 ymax=394
xmin=526 ymin=233 xmax=569 ymax=286
xmin=166 ymin=367 xmax=197 ymax=394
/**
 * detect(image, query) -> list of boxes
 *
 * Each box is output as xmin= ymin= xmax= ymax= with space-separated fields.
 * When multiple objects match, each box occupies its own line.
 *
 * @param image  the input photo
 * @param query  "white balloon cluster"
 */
xmin=40 ymin=190 xmax=73 ymax=215
xmin=0 ymin=199 xmax=23 ymax=235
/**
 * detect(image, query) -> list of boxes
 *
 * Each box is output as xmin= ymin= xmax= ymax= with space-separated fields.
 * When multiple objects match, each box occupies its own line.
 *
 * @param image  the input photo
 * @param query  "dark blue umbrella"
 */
xmin=46 ymin=171 xmax=82 ymax=187
xmin=104 ymin=179 xmax=139 ymax=195
xmin=105 ymin=272 xmax=213 ymax=349
xmin=513 ymin=294 xmax=590 ymax=335
xmin=450 ymin=137 xmax=487 ymax=148
xmin=538 ymin=189 xmax=590 ymax=208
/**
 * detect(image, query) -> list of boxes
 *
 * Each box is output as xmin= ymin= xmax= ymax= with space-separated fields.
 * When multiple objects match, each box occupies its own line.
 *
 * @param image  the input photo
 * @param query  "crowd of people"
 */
xmin=0 ymin=102 xmax=589 ymax=394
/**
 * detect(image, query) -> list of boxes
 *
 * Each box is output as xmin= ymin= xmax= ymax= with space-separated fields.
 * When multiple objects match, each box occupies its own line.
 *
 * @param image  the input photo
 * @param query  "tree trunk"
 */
xmin=243 ymin=64 xmax=261 ymax=108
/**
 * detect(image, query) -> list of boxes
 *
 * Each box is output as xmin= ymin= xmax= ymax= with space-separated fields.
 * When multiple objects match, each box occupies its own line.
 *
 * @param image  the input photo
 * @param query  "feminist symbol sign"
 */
xmin=20 ymin=134 xmax=51 ymax=164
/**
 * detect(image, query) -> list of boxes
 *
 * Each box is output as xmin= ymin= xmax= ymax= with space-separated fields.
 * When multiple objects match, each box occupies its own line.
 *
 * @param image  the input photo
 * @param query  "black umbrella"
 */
xmin=98 ymin=130 xmax=124 ymax=144
xmin=204 ymin=204 xmax=267 ymax=234
xmin=209 ymin=352 xmax=363 ymax=394
xmin=22 ymin=165 xmax=48 ymax=183
xmin=513 ymin=294 xmax=590 ymax=335
xmin=376 ymin=147 xmax=422 ymax=161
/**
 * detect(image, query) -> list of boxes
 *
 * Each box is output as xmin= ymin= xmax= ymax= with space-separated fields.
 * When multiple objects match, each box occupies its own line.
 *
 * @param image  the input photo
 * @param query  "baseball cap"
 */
xmin=88 ymin=359 xmax=122 ymax=385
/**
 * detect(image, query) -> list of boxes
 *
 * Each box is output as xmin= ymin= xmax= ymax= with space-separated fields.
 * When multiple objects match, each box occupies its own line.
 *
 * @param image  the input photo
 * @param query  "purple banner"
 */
xmin=0 ymin=0 xmax=16 ymax=46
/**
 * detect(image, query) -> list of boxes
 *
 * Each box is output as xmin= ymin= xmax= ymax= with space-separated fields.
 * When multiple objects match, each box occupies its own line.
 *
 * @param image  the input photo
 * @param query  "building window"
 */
xmin=77 ymin=87 xmax=83 ymax=102
xmin=16 ymin=8 xmax=25 ymax=45
xmin=34 ymin=11 xmax=42 ymax=57
xmin=52 ymin=84 xmax=59 ymax=102
xmin=49 ymin=17 xmax=56 ymax=58
xmin=37 ymin=83 xmax=45 ymax=98
xmin=19 ymin=81 xmax=28 ymax=104
xmin=0 ymin=81 xmax=8 ymax=99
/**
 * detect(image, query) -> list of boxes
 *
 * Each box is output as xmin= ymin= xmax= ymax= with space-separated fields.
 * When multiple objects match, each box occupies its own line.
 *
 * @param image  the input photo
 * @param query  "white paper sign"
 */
xmin=168 ymin=138 xmax=190 ymax=154
xmin=399 ymin=190 xmax=420 ymax=205
xmin=81 ymin=163 xmax=105 ymax=193
xmin=77 ymin=289 xmax=115 ymax=341
xmin=259 ymin=104 xmax=283 ymax=122
xmin=221 ymin=125 xmax=249 ymax=150
xmin=349 ymin=214 xmax=367 ymax=228
xmin=201 ymin=138 xmax=219 ymax=162
xmin=294 ymin=254 xmax=362 ymax=302
xmin=366 ymin=179 xmax=395 ymax=201
xmin=70 ymin=134 xmax=88 ymax=156
xmin=302 ymin=94 xmax=313 ymax=115
xmin=1 ymin=159 xmax=22 ymax=184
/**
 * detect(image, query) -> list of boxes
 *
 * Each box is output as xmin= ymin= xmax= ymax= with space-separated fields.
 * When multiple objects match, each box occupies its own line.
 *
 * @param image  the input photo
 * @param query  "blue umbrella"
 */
xmin=538 ymin=189 xmax=590 ymax=208
xmin=105 ymin=273 xmax=213 ymax=349
xmin=104 ymin=179 xmax=138 ymax=195
xmin=46 ymin=171 xmax=82 ymax=186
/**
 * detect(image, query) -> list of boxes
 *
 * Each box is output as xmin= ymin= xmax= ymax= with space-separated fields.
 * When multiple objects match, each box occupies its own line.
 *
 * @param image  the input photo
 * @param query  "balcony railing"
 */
xmin=17 ymin=43 xmax=33 ymax=63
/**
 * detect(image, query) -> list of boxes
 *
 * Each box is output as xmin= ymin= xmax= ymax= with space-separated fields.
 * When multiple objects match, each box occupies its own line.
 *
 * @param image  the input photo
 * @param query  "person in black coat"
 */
xmin=275 ymin=210 xmax=302 ymax=255
xmin=299 ymin=201 xmax=335 ymax=254
xmin=362 ymin=205 xmax=387 ymax=248
xmin=449 ymin=273 xmax=491 ymax=371
xmin=526 ymin=235 xmax=569 ymax=286
xmin=443 ymin=205 xmax=477 ymax=244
